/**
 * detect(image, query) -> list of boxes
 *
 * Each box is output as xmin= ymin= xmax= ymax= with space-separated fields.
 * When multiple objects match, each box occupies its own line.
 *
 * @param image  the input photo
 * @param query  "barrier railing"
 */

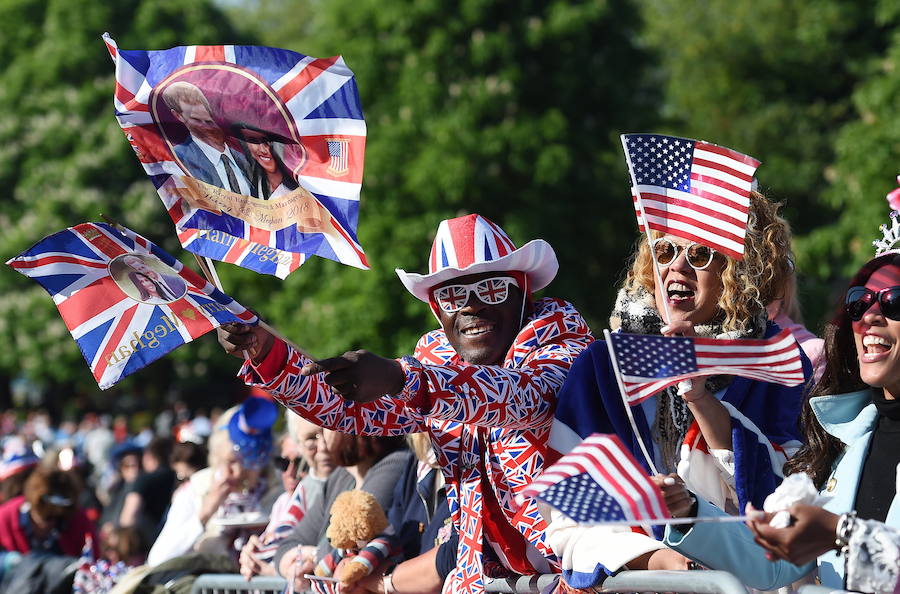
xmin=191 ymin=574 xmax=289 ymax=594
xmin=191 ymin=570 xmax=748 ymax=594
xmin=797 ymin=586 xmax=851 ymax=594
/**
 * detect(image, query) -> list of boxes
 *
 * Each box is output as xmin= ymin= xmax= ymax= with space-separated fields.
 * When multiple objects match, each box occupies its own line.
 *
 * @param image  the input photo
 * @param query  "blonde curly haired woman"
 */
xmin=546 ymin=192 xmax=813 ymax=588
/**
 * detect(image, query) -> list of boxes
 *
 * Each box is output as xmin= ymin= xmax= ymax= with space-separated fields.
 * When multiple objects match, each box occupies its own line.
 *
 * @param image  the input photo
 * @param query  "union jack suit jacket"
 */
xmin=240 ymin=297 xmax=593 ymax=593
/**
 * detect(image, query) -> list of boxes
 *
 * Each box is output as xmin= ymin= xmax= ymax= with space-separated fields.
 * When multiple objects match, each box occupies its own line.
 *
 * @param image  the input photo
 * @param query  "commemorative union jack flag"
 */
xmin=623 ymin=133 xmax=760 ymax=260
xmin=608 ymin=328 xmax=805 ymax=405
xmin=7 ymin=223 xmax=257 ymax=389
xmin=104 ymin=34 xmax=369 ymax=276
xmin=522 ymin=433 xmax=670 ymax=524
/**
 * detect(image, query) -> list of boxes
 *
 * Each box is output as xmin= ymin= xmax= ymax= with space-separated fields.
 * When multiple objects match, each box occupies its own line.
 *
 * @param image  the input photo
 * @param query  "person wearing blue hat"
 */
xmin=147 ymin=396 xmax=276 ymax=566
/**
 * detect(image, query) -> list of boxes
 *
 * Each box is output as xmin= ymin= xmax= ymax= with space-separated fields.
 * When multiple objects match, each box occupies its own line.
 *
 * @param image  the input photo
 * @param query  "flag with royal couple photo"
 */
xmin=104 ymin=34 xmax=369 ymax=277
xmin=7 ymin=222 xmax=257 ymax=389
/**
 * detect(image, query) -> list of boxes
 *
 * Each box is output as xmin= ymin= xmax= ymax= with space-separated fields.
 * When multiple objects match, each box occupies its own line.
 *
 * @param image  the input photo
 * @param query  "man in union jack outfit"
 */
xmin=219 ymin=213 xmax=593 ymax=593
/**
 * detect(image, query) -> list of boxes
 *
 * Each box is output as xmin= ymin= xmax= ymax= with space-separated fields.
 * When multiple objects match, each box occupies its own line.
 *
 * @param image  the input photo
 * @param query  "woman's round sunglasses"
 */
xmin=652 ymin=238 xmax=718 ymax=271
xmin=845 ymin=286 xmax=900 ymax=321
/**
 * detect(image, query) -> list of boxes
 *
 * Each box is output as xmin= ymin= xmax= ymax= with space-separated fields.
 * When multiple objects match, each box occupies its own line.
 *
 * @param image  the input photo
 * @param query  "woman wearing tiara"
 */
xmin=546 ymin=191 xmax=812 ymax=587
xmin=658 ymin=208 xmax=900 ymax=590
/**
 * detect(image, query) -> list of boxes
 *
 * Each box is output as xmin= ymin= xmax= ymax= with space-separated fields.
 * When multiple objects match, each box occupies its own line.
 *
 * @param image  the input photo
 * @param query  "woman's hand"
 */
xmin=626 ymin=547 xmax=695 ymax=570
xmin=661 ymin=320 xmax=696 ymax=338
xmin=217 ymin=323 xmax=275 ymax=364
xmin=239 ymin=535 xmax=275 ymax=579
xmin=745 ymin=502 xmax=839 ymax=565
xmin=650 ymin=474 xmax=695 ymax=518
xmin=198 ymin=466 xmax=234 ymax=526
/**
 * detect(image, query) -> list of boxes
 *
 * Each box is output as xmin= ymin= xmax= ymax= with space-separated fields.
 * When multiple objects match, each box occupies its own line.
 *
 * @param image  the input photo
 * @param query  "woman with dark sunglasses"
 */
xmin=546 ymin=192 xmax=812 ymax=587
xmin=659 ymin=248 xmax=900 ymax=590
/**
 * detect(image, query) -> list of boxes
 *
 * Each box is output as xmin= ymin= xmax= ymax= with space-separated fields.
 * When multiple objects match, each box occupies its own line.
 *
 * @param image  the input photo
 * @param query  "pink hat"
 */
xmin=395 ymin=214 xmax=558 ymax=302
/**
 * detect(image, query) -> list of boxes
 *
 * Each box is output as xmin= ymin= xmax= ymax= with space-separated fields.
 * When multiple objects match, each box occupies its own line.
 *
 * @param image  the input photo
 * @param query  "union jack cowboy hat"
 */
xmin=396 ymin=213 xmax=558 ymax=302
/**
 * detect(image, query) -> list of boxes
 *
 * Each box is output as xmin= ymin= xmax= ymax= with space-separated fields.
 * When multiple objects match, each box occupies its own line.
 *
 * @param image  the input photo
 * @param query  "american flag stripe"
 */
xmin=623 ymin=134 xmax=759 ymax=260
xmin=523 ymin=433 xmax=670 ymax=523
xmin=612 ymin=329 xmax=804 ymax=405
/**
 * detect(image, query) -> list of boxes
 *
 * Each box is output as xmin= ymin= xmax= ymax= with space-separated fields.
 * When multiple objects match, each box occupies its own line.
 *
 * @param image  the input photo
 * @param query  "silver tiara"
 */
xmin=874 ymin=211 xmax=900 ymax=256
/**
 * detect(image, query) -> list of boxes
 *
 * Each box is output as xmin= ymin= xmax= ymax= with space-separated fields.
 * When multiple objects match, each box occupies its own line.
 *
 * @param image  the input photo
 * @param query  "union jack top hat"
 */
xmin=395 ymin=214 xmax=558 ymax=302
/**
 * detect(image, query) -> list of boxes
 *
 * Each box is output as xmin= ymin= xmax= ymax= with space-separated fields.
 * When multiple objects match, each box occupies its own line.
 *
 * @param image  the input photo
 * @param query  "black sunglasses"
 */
xmin=273 ymin=455 xmax=304 ymax=472
xmin=845 ymin=285 xmax=900 ymax=321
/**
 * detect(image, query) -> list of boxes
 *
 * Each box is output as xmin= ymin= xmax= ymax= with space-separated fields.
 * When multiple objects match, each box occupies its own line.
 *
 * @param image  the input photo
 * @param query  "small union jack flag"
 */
xmin=523 ymin=433 xmax=670 ymax=524
xmin=104 ymin=34 xmax=369 ymax=274
xmin=8 ymin=223 xmax=257 ymax=389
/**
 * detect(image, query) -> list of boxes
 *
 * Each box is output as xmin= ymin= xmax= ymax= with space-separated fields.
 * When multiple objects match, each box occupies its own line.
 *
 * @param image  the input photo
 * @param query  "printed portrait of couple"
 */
xmin=109 ymin=253 xmax=188 ymax=305
xmin=150 ymin=64 xmax=334 ymax=235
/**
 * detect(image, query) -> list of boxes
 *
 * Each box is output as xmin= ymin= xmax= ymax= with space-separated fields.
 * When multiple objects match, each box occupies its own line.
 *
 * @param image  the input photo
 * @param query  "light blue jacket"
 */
xmin=664 ymin=389 xmax=900 ymax=590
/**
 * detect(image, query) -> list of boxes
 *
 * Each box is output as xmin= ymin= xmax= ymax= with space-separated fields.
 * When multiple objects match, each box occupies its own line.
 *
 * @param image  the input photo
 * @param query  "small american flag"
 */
xmin=326 ymin=138 xmax=350 ymax=176
xmin=608 ymin=328 xmax=804 ymax=405
xmin=622 ymin=133 xmax=760 ymax=260
xmin=522 ymin=433 xmax=670 ymax=523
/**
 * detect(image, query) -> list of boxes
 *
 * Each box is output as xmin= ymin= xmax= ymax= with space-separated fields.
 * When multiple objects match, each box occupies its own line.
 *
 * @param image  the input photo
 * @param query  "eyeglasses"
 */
xmin=845 ymin=285 xmax=900 ymax=321
xmin=433 ymin=277 xmax=519 ymax=313
xmin=652 ymin=238 xmax=718 ymax=271
xmin=273 ymin=456 xmax=304 ymax=472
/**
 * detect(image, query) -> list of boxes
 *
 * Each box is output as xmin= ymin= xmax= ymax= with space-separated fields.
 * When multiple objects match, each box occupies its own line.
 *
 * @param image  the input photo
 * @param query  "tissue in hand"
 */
xmin=762 ymin=473 xmax=829 ymax=528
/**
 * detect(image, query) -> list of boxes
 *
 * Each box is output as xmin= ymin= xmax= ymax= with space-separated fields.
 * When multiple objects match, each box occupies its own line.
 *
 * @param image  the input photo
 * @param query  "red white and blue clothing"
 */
xmin=547 ymin=322 xmax=811 ymax=588
xmin=241 ymin=297 xmax=593 ymax=593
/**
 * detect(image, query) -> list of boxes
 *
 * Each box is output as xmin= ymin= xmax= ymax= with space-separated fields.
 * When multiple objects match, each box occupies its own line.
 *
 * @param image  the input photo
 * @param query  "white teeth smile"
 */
xmin=667 ymin=281 xmax=694 ymax=299
xmin=462 ymin=324 xmax=495 ymax=336
xmin=863 ymin=335 xmax=892 ymax=354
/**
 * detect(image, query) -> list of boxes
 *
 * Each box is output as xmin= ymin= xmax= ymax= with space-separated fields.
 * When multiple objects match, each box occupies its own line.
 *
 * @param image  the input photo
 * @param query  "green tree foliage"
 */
xmin=219 ymin=0 xmax=660 ymax=359
xmin=640 ymin=0 xmax=893 ymax=326
xmin=0 ymin=0 xmax=248 ymax=398
xmin=798 ymin=1 xmax=900 ymax=280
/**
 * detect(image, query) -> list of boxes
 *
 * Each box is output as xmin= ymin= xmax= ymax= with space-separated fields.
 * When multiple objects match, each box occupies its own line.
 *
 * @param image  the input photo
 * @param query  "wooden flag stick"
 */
xmin=190 ymin=252 xmax=311 ymax=359
xmin=604 ymin=329 xmax=659 ymax=475
xmin=619 ymin=135 xmax=672 ymax=326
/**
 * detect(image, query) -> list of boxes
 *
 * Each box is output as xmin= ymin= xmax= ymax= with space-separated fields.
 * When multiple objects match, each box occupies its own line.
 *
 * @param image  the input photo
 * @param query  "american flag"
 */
xmin=7 ymin=223 xmax=257 ymax=389
xmin=607 ymin=328 xmax=805 ymax=405
xmin=622 ymin=133 xmax=760 ymax=260
xmin=104 ymin=34 xmax=369 ymax=274
xmin=326 ymin=138 xmax=350 ymax=176
xmin=522 ymin=433 xmax=670 ymax=524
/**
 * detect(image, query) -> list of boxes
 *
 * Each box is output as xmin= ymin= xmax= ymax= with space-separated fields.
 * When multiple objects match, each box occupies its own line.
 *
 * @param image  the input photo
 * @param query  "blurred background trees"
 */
xmin=2 ymin=0 xmax=899 ymax=417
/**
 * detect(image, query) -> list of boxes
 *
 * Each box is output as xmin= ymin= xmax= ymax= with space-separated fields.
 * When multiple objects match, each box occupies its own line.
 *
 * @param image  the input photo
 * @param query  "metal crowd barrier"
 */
xmin=797 ymin=586 xmax=851 ymax=594
xmin=191 ymin=574 xmax=289 ymax=594
xmin=191 ymin=570 xmax=748 ymax=594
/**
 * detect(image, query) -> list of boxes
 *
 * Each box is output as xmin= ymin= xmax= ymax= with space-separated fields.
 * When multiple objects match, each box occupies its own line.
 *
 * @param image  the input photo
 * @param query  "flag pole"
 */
xmin=582 ymin=514 xmax=752 ymax=528
xmin=604 ymin=329 xmax=658 ymax=475
xmin=620 ymin=135 xmax=672 ymax=326
xmin=190 ymin=254 xmax=311 ymax=359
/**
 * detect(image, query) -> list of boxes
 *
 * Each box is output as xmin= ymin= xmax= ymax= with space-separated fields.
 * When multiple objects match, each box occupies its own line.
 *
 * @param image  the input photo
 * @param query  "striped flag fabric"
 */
xmin=608 ymin=328 xmax=805 ymax=405
xmin=622 ymin=133 xmax=760 ymax=260
xmin=104 ymin=34 xmax=369 ymax=275
xmin=7 ymin=223 xmax=258 ymax=389
xmin=522 ymin=433 xmax=670 ymax=524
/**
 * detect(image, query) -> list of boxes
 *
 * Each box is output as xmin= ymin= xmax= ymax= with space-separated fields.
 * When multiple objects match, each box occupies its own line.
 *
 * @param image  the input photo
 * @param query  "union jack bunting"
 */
xmin=8 ymin=223 xmax=257 ymax=389
xmin=104 ymin=34 xmax=369 ymax=274
xmin=622 ymin=133 xmax=760 ymax=260
xmin=241 ymin=297 xmax=594 ymax=593
xmin=608 ymin=328 xmax=804 ymax=405
xmin=523 ymin=433 xmax=670 ymax=524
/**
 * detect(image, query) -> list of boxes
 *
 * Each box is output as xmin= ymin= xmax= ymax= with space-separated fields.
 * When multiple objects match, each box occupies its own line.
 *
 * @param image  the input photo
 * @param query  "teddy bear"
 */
xmin=314 ymin=489 xmax=395 ymax=588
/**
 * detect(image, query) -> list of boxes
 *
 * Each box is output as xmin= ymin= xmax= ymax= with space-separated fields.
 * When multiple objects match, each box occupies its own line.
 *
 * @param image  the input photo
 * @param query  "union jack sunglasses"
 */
xmin=433 ymin=276 xmax=520 ymax=313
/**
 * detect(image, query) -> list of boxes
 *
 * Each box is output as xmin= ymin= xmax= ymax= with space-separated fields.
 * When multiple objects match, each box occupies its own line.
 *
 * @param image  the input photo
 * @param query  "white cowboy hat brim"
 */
xmin=395 ymin=239 xmax=559 ymax=302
